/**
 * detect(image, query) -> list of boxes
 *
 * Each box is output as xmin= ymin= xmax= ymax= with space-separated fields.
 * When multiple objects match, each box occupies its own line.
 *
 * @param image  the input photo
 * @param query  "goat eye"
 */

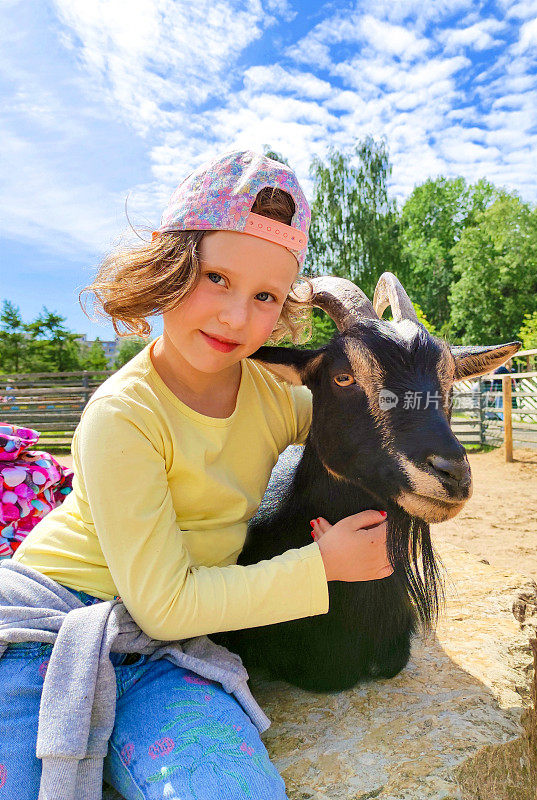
xmin=334 ymin=373 xmax=355 ymax=386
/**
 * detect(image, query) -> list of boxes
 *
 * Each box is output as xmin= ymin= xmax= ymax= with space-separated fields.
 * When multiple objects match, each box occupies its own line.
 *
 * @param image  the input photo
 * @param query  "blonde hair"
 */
xmin=80 ymin=187 xmax=312 ymax=344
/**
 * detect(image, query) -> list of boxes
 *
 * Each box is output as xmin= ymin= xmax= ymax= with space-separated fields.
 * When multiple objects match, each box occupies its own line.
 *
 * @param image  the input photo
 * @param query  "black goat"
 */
xmin=212 ymin=274 xmax=520 ymax=692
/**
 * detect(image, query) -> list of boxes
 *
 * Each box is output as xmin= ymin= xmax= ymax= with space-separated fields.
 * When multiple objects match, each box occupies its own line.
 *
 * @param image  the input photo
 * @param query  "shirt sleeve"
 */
xmin=74 ymin=395 xmax=328 ymax=641
xmin=287 ymin=384 xmax=313 ymax=446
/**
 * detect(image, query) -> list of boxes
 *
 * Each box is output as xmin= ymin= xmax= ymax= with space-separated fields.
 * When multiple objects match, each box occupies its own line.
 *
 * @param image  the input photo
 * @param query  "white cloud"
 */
xmin=334 ymin=55 xmax=469 ymax=94
xmin=438 ymin=139 xmax=502 ymax=164
xmin=243 ymin=65 xmax=333 ymax=100
xmin=439 ymin=18 xmax=505 ymax=52
xmin=514 ymin=15 xmax=537 ymax=51
xmin=350 ymin=0 xmax=475 ymax=29
xmin=265 ymin=0 xmax=296 ymax=22
xmin=491 ymin=91 xmax=534 ymax=109
xmin=287 ymin=9 xmax=431 ymax=68
xmin=501 ymin=0 xmax=537 ymax=19
xmin=2 ymin=0 xmax=537 ymax=267
xmin=359 ymin=15 xmax=430 ymax=58
xmin=52 ymin=0 xmax=272 ymax=134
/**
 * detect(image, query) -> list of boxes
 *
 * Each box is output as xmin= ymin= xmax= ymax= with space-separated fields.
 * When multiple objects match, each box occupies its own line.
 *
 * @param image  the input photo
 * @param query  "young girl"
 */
xmin=1 ymin=150 xmax=391 ymax=800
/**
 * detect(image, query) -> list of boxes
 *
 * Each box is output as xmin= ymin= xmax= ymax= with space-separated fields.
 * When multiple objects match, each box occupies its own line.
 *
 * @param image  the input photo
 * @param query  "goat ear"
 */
xmin=250 ymin=346 xmax=322 ymax=385
xmin=451 ymin=341 xmax=521 ymax=381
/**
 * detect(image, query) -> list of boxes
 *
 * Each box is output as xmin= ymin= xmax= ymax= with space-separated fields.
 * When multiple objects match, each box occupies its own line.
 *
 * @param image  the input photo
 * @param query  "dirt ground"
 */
xmin=56 ymin=446 xmax=537 ymax=582
xmin=432 ymin=446 xmax=537 ymax=582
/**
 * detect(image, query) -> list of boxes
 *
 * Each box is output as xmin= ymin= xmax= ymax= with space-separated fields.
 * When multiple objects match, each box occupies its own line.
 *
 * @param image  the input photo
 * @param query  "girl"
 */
xmin=1 ymin=150 xmax=391 ymax=800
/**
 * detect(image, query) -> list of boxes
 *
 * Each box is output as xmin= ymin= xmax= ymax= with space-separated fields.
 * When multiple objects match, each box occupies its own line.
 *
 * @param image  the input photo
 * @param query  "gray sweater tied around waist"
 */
xmin=0 ymin=560 xmax=270 ymax=800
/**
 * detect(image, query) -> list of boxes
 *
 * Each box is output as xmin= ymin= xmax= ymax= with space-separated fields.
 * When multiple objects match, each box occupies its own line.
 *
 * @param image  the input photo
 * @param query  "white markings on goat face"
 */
xmin=384 ymin=318 xmax=421 ymax=344
xmin=398 ymin=456 xmax=446 ymax=500
xmin=395 ymin=485 xmax=466 ymax=522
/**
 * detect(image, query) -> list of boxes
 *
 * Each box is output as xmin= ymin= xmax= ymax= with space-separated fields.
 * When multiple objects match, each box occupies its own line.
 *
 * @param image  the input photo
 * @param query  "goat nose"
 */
xmin=426 ymin=455 xmax=470 ymax=486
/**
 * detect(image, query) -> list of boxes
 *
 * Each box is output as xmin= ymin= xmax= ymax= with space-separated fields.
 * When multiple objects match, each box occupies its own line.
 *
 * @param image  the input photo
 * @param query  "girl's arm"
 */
xmin=287 ymin=383 xmax=312 ymax=446
xmin=75 ymin=395 xmax=328 ymax=642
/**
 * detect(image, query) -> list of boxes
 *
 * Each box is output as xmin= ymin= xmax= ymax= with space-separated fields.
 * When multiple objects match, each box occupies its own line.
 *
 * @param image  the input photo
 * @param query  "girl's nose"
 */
xmin=217 ymin=296 xmax=249 ymax=329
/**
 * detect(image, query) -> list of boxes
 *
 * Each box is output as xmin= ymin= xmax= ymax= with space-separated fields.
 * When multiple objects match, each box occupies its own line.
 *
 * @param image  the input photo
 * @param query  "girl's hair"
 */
xmin=80 ymin=187 xmax=311 ymax=343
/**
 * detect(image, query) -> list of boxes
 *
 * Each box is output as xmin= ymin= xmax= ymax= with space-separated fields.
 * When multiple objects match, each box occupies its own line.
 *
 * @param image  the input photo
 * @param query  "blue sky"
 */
xmin=1 ymin=0 xmax=536 ymax=340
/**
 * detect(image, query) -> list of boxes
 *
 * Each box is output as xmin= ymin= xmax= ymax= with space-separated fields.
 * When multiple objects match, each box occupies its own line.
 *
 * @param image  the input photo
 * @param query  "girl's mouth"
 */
xmin=200 ymin=330 xmax=240 ymax=353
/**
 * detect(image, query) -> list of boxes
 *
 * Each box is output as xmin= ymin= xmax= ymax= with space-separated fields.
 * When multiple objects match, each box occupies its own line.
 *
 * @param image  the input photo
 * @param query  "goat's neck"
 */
xmin=291 ymin=442 xmax=386 ymax=521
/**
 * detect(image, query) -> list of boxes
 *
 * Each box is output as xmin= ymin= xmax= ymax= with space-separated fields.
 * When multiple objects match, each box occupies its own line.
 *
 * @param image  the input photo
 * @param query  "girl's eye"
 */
xmin=334 ymin=373 xmax=355 ymax=386
xmin=255 ymin=291 xmax=275 ymax=302
xmin=207 ymin=272 xmax=224 ymax=285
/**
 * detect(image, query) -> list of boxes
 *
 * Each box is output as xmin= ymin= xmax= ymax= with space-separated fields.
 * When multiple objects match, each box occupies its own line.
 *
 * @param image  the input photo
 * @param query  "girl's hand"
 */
xmin=311 ymin=511 xmax=393 ymax=583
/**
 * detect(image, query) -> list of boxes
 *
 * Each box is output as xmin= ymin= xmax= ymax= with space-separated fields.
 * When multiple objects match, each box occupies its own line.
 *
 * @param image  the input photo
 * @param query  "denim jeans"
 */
xmin=0 ymin=585 xmax=288 ymax=800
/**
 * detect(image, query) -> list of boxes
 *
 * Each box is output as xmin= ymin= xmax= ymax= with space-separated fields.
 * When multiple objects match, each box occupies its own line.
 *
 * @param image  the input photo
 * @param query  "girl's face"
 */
xmin=161 ymin=230 xmax=298 ymax=375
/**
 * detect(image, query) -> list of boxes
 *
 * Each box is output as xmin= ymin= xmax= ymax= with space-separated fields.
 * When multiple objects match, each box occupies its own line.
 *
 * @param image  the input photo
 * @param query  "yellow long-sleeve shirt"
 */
xmin=13 ymin=338 xmax=329 ymax=641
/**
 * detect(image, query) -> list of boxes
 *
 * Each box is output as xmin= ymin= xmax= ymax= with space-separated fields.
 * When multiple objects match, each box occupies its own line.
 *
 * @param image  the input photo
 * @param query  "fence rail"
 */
xmin=450 ymin=365 xmax=537 ymax=459
xmin=1 ymin=365 xmax=537 ymax=457
xmin=0 ymin=369 xmax=114 ymax=450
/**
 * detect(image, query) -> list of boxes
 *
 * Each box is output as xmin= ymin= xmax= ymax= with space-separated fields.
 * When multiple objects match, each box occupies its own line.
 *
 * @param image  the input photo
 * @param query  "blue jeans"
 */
xmin=0 ymin=586 xmax=287 ymax=800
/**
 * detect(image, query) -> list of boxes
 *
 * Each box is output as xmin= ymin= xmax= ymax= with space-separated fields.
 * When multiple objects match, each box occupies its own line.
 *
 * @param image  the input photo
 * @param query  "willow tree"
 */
xmin=305 ymin=137 xmax=403 ymax=299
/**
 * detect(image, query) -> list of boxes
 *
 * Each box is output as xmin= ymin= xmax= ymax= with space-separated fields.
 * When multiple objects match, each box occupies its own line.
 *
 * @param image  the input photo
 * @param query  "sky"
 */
xmin=1 ymin=0 xmax=536 ymax=341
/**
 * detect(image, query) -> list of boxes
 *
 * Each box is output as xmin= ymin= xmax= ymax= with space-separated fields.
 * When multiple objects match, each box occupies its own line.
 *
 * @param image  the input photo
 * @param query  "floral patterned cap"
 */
xmin=157 ymin=150 xmax=311 ymax=268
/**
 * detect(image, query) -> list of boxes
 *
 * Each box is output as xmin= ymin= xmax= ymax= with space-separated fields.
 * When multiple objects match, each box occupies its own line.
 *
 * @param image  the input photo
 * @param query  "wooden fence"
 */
xmin=450 ymin=348 xmax=537 ymax=457
xmin=0 ymin=369 xmax=113 ymax=451
xmin=1 ymin=349 xmax=536 ymax=456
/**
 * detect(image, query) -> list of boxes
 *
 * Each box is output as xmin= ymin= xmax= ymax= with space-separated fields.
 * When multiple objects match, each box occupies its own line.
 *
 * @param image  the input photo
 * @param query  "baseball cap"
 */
xmin=157 ymin=150 xmax=311 ymax=268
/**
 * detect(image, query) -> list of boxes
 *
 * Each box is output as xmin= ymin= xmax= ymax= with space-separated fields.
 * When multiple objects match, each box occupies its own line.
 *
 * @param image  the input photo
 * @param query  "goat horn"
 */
xmin=373 ymin=272 xmax=419 ymax=323
xmin=292 ymin=276 xmax=378 ymax=331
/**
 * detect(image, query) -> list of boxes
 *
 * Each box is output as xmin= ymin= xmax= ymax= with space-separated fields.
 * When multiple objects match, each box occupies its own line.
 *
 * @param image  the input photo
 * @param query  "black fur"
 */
xmin=211 ymin=322 xmax=518 ymax=692
xmin=213 ymin=443 xmax=442 ymax=692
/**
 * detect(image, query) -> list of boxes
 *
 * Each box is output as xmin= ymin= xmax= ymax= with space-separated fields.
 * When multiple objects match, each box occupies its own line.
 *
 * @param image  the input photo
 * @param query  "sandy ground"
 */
xmin=432 ymin=446 xmax=537 ymax=582
xmin=55 ymin=446 xmax=537 ymax=582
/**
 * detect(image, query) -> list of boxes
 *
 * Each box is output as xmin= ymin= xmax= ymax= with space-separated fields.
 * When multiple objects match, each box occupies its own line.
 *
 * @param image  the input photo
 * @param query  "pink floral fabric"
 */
xmin=0 ymin=423 xmax=73 ymax=558
xmin=158 ymin=149 xmax=311 ymax=268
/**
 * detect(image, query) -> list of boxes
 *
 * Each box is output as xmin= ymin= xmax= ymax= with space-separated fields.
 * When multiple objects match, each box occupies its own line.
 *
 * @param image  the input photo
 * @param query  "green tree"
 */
xmin=449 ymin=193 xmax=537 ymax=344
xmin=114 ymin=336 xmax=149 ymax=368
xmin=413 ymin=302 xmax=438 ymax=336
xmin=400 ymin=177 xmax=497 ymax=333
xmin=24 ymin=308 xmax=83 ymax=372
xmin=81 ymin=337 xmax=109 ymax=370
xmin=0 ymin=301 xmax=27 ymax=373
xmin=308 ymin=309 xmax=337 ymax=347
xmin=306 ymin=137 xmax=404 ymax=299
xmin=379 ymin=301 xmax=438 ymax=335
xmin=262 ymin=146 xmax=289 ymax=166
xmin=518 ymin=312 xmax=537 ymax=350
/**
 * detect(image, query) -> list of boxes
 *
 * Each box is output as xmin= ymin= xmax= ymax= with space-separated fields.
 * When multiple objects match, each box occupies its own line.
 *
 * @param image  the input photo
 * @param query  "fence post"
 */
xmin=478 ymin=377 xmax=484 ymax=446
xmin=502 ymin=374 xmax=513 ymax=462
xmin=82 ymin=371 xmax=90 ymax=407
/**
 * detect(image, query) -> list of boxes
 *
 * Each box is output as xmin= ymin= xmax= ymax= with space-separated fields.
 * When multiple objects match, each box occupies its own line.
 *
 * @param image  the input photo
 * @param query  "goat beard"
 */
xmin=386 ymin=506 xmax=445 ymax=630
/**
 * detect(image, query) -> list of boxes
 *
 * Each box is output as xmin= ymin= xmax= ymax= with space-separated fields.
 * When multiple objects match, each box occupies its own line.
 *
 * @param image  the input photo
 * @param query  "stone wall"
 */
xmin=104 ymin=541 xmax=536 ymax=800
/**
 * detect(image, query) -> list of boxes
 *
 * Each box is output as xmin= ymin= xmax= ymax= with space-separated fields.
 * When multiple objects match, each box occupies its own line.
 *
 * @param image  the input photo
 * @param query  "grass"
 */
xmin=463 ymin=443 xmax=498 ymax=453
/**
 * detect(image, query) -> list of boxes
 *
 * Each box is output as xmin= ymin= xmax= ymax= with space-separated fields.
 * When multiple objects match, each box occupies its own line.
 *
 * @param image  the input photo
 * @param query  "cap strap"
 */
xmin=244 ymin=213 xmax=307 ymax=251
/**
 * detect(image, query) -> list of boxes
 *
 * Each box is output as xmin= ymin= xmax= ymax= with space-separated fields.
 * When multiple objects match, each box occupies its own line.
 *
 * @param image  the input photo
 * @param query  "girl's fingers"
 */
xmin=310 ymin=517 xmax=331 ymax=540
xmin=351 ymin=509 xmax=387 ymax=531
xmin=360 ymin=522 xmax=388 ymax=542
xmin=316 ymin=517 xmax=331 ymax=534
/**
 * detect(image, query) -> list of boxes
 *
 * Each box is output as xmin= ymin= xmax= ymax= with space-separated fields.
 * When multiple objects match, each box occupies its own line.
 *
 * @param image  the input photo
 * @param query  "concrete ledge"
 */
xmin=104 ymin=542 xmax=536 ymax=799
